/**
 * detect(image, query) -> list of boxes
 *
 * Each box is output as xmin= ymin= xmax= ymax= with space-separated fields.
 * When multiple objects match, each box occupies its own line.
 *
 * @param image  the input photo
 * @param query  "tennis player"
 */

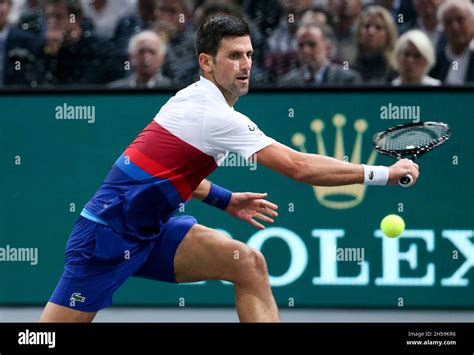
xmin=40 ymin=15 xmax=419 ymax=323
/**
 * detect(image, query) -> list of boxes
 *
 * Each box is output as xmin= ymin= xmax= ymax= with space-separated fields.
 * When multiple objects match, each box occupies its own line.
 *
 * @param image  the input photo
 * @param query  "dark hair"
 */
xmin=195 ymin=15 xmax=250 ymax=58
xmin=198 ymin=1 xmax=242 ymax=28
xmin=45 ymin=0 xmax=83 ymax=18
xmin=297 ymin=23 xmax=335 ymax=44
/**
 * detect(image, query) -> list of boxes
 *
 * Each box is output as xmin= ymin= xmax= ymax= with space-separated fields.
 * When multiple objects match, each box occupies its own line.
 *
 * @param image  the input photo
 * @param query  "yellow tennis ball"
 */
xmin=380 ymin=214 xmax=405 ymax=238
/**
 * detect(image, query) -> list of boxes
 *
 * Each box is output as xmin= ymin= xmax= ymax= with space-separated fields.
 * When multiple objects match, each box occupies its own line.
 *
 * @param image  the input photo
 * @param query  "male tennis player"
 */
xmin=40 ymin=15 xmax=419 ymax=323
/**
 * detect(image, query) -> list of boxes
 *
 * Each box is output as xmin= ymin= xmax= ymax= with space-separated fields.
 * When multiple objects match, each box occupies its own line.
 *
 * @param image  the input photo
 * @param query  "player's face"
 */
xmin=211 ymin=36 xmax=253 ymax=101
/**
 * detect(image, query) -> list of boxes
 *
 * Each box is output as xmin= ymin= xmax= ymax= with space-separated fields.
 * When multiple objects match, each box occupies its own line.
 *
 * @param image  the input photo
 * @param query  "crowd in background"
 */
xmin=0 ymin=0 xmax=473 ymax=89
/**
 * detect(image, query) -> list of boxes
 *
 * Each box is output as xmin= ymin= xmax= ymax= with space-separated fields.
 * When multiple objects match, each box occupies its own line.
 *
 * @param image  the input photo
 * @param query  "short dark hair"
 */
xmin=195 ymin=15 xmax=250 ymax=58
xmin=45 ymin=0 xmax=83 ymax=18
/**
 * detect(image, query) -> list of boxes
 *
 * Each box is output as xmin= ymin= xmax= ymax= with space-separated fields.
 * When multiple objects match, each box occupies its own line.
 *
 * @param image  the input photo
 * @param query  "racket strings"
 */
xmin=377 ymin=126 xmax=448 ymax=151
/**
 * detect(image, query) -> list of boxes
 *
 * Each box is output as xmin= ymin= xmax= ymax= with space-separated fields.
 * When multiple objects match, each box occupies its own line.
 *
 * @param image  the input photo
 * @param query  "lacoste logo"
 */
xmin=70 ymin=292 xmax=86 ymax=307
xmin=369 ymin=170 xmax=374 ymax=180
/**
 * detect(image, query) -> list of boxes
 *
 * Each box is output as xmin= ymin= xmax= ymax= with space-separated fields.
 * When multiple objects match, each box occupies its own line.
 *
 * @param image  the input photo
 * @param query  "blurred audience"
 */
xmin=109 ymin=30 xmax=171 ymax=88
xmin=267 ymin=0 xmax=313 ymax=54
xmin=352 ymin=5 xmax=398 ymax=83
xmin=431 ymin=0 xmax=474 ymax=85
xmin=279 ymin=24 xmax=361 ymax=86
xmin=154 ymin=0 xmax=197 ymax=86
xmin=0 ymin=0 xmax=38 ymax=87
xmin=80 ymin=0 xmax=135 ymax=39
xmin=392 ymin=29 xmax=441 ymax=85
xmin=374 ymin=0 xmax=416 ymax=30
xmin=328 ymin=0 xmax=363 ymax=63
xmin=400 ymin=0 xmax=446 ymax=50
xmin=0 ymin=0 xmax=472 ymax=88
xmin=36 ymin=0 xmax=120 ymax=86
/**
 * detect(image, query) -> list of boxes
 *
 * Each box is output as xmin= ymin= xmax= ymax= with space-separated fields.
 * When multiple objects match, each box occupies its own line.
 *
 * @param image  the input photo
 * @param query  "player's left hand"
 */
xmin=225 ymin=192 xmax=278 ymax=229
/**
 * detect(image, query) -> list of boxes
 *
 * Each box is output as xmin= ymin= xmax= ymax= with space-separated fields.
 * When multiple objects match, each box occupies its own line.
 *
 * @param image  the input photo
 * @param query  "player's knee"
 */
xmin=235 ymin=247 xmax=268 ymax=285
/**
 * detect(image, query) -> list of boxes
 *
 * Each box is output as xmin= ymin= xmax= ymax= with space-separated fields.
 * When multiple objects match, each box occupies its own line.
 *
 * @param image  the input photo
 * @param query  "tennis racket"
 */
xmin=373 ymin=121 xmax=451 ymax=187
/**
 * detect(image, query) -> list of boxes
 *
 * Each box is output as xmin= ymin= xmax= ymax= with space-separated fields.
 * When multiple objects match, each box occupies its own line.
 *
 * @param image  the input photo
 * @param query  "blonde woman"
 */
xmin=392 ymin=30 xmax=441 ymax=85
xmin=353 ymin=6 xmax=399 ymax=83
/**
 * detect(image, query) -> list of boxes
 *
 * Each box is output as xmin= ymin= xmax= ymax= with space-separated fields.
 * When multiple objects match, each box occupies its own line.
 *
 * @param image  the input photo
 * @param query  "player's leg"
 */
xmin=41 ymin=216 xmax=154 ymax=322
xmin=171 ymin=222 xmax=279 ymax=322
xmin=39 ymin=302 xmax=96 ymax=322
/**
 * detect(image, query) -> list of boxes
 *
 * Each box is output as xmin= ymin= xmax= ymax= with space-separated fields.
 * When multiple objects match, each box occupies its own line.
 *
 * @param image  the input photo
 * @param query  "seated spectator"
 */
xmin=11 ymin=0 xmax=45 ymax=34
xmin=108 ymin=30 xmax=171 ymax=88
xmin=154 ymin=0 xmax=197 ymax=87
xmin=430 ymin=0 xmax=474 ymax=85
xmin=374 ymin=0 xmax=416 ymax=31
xmin=267 ymin=0 xmax=313 ymax=54
xmin=80 ymin=0 xmax=135 ymax=39
xmin=262 ymin=0 xmax=314 ymax=85
xmin=400 ymin=0 xmax=446 ymax=51
xmin=0 ymin=0 xmax=38 ymax=87
xmin=36 ymin=0 xmax=120 ymax=86
xmin=352 ymin=5 xmax=398 ymax=83
xmin=328 ymin=0 xmax=363 ymax=63
xmin=113 ymin=0 xmax=157 ymax=59
xmin=279 ymin=24 xmax=362 ymax=87
xmin=392 ymin=29 xmax=441 ymax=85
xmin=300 ymin=6 xmax=335 ymax=28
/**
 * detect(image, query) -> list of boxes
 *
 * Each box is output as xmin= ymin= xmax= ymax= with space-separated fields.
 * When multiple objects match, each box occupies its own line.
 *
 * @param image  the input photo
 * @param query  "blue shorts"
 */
xmin=49 ymin=215 xmax=197 ymax=312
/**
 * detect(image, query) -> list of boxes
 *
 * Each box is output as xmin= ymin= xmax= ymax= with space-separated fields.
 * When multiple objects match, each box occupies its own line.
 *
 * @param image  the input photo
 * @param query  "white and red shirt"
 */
xmin=83 ymin=76 xmax=275 ymax=237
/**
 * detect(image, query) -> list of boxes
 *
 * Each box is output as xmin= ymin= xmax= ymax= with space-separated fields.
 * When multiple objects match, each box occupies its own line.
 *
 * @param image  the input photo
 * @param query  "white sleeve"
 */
xmin=203 ymin=111 xmax=276 ymax=160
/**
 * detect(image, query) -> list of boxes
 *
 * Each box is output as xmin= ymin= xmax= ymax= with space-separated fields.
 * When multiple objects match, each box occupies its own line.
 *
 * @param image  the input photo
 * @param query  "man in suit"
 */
xmin=108 ymin=30 xmax=172 ymax=89
xmin=430 ymin=0 xmax=474 ymax=85
xmin=279 ymin=23 xmax=361 ymax=87
xmin=0 ymin=0 xmax=38 ymax=87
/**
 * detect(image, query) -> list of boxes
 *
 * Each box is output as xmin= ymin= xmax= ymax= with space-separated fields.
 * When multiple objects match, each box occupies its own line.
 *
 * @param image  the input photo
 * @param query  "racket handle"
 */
xmin=399 ymin=174 xmax=413 ymax=187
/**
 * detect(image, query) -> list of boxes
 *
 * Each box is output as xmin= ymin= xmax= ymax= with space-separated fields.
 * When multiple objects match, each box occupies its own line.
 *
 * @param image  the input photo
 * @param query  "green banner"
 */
xmin=0 ymin=90 xmax=473 ymax=308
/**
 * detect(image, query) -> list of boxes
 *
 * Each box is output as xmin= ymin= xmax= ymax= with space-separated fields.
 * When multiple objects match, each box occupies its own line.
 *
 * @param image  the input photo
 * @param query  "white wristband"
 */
xmin=362 ymin=165 xmax=389 ymax=185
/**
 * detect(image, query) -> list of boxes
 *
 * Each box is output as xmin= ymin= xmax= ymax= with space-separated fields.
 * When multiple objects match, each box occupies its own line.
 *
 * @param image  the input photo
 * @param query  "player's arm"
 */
xmin=256 ymin=142 xmax=419 ymax=186
xmin=192 ymin=179 xmax=278 ymax=229
xmin=192 ymin=179 xmax=212 ymax=200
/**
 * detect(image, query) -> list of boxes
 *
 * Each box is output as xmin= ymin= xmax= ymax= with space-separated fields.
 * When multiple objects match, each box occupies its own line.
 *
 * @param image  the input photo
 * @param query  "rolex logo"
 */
xmin=292 ymin=114 xmax=377 ymax=209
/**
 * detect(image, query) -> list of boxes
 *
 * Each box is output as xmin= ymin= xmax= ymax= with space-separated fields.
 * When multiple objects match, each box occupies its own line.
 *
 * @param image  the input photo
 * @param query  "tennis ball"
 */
xmin=380 ymin=214 xmax=405 ymax=238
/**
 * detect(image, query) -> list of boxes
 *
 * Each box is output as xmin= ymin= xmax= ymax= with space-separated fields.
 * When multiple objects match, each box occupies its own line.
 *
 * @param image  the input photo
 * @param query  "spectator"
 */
xmin=392 ymin=29 xmax=441 ymax=85
xmin=300 ymin=6 xmax=335 ymax=28
xmin=36 ymin=0 xmax=120 ymax=86
xmin=154 ymin=0 xmax=197 ymax=87
xmin=431 ymin=0 xmax=474 ymax=85
xmin=243 ymin=0 xmax=283 ymax=38
xmin=400 ymin=0 xmax=446 ymax=50
xmin=328 ymin=0 xmax=363 ymax=63
xmin=0 ymin=0 xmax=38 ymax=87
xmin=113 ymin=0 xmax=157 ymax=59
xmin=279 ymin=24 xmax=362 ymax=86
xmin=352 ymin=5 xmax=398 ymax=83
xmin=267 ymin=0 xmax=313 ymax=54
xmin=374 ymin=0 xmax=416 ymax=30
xmin=16 ymin=0 xmax=46 ymax=35
xmin=80 ymin=0 xmax=136 ymax=38
xmin=108 ymin=30 xmax=171 ymax=88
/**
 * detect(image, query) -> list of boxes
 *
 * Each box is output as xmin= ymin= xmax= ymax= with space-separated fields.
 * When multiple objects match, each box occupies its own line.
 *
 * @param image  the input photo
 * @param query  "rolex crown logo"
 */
xmin=292 ymin=114 xmax=377 ymax=209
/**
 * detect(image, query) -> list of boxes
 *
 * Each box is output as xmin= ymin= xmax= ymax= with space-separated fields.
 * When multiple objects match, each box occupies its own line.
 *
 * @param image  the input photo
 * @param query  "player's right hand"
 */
xmin=388 ymin=159 xmax=420 ymax=186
